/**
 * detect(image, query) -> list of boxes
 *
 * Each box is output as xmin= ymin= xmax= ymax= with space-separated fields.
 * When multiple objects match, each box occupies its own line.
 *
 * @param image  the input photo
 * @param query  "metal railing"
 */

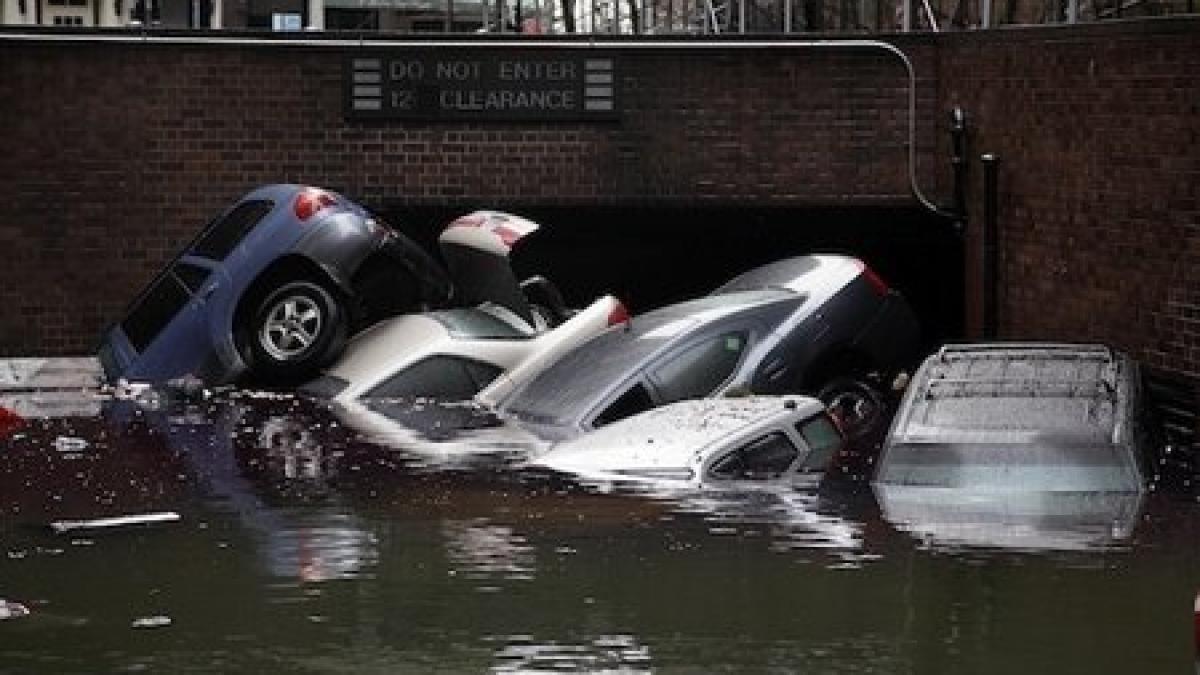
xmin=478 ymin=0 xmax=1197 ymax=32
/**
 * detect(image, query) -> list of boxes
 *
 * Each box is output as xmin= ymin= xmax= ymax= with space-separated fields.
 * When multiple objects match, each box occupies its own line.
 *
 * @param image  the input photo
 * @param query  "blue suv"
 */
xmin=98 ymin=184 xmax=450 ymax=386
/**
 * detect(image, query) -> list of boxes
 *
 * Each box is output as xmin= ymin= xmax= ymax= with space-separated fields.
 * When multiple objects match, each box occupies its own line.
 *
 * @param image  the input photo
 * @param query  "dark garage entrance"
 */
xmin=381 ymin=203 xmax=963 ymax=356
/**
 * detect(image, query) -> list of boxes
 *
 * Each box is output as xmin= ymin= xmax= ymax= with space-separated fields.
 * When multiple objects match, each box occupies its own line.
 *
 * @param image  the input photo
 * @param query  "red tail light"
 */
xmin=607 ymin=300 xmax=630 ymax=326
xmin=0 ymin=406 xmax=25 ymax=439
xmin=861 ymin=264 xmax=891 ymax=297
xmin=293 ymin=189 xmax=337 ymax=222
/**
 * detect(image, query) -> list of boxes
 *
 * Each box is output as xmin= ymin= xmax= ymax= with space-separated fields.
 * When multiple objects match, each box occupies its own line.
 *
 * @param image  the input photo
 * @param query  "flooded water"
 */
xmin=2 ymin=387 xmax=1198 ymax=674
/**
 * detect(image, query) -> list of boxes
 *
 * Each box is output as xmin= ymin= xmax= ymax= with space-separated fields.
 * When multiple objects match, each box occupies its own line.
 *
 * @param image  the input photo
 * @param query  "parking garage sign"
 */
xmin=345 ymin=53 xmax=618 ymax=121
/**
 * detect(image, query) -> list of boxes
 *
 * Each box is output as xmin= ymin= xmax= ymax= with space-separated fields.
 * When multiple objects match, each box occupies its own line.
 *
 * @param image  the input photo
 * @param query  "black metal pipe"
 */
xmin=981 ymin=153 xmax=999 ymax=339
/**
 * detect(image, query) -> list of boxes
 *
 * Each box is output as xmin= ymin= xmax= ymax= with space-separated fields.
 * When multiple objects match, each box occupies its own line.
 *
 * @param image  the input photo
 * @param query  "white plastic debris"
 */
xmin=53 ymin=436 xmax=90 ymax=453
xmin=131 ymin=615 xmax=172 ymax=629
xmin=0 ymin=599 xmax=30 ymax=621
xmin=50 ymin=512 xmax=181 ymax=534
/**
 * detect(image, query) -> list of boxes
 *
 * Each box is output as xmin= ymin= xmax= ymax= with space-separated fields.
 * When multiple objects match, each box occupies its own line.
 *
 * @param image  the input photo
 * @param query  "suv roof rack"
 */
xmin=922 ymin=342 xmax=1120 ymax=402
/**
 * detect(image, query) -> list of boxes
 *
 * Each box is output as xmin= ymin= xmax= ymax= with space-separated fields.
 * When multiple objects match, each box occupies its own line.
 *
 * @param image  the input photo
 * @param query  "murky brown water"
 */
xmin=2 ymin=389 xmax=1198 ymax=674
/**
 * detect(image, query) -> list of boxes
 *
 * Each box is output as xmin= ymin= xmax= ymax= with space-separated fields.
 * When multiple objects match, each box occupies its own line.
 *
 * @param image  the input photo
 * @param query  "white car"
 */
xmin=302 ymin=296 xmax=626 ymax=404
xmin=529 ymin=395 xmax=846 ymax=488
xmin=300 ymin=210 xmax=627 ymax=404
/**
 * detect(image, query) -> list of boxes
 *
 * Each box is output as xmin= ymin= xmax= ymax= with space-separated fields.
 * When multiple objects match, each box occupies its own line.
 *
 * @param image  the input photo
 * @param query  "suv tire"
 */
xmin=243 ymin=280 xmax=346 ymax=384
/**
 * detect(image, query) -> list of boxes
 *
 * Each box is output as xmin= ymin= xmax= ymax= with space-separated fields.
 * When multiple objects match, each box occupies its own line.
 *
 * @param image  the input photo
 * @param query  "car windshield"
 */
xmin=876 ymin=441 xmax=1141 ymax=491
xmin=501 ymin=290 xmax=795 ymax=426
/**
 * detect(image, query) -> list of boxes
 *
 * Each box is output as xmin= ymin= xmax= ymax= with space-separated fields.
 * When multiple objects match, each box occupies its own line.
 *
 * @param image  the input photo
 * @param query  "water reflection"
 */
xmin=1 ymin=384 xmax=1198 ymax=674
xmin=873 ymin=485 xmax=1145 ymax=553
xmin=444 ymin=519 xmax=537 ymax=582
xmin=110 ymin=392 xmax=381 ymax=584
xmin=489 ymin=633 xmax=653 ymax=673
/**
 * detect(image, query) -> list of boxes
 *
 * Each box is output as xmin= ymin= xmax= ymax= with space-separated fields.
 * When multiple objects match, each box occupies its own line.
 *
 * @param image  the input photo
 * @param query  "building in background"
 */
xmin=0 ymin=0 xmax=513 ymax=28
xmin=0 ymin=0 xmax=1194 ymax=32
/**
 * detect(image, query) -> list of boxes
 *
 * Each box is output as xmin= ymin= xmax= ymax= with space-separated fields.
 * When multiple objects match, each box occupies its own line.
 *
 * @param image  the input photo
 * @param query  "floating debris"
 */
xmin=50 ymin=512 xmax=182 ymax=534
xmin=131 ymin=615 xmax=172 ymax=629
xmin=0 ymin=599 xmax=30 ymax=621
xmin=53 ymin=436 xmax=90 ymax=453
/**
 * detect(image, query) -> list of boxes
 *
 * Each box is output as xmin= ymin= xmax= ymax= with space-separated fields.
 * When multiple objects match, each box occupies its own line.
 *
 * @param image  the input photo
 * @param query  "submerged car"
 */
xmin=872 ymin=343 xmax=1154 ymax=549
xmin=302 ymin=296 xmax=627 ymax=403
xmin=98 ymin=184 xmax=451 ymax=386
xmin=484 ymin=254 xmax=920 ymax=440
xmin=301 ymin=210 xmax=629 ymax=403
xmin=872 ymin=342 xmax=1153 ymax=494
xmin=530 ymin=396 xmax=845 ymax=488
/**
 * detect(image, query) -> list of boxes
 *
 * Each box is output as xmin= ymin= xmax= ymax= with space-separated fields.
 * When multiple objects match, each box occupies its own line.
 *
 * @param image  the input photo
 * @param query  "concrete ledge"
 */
xmin=0 ymin=357 xmax=103 ymax=392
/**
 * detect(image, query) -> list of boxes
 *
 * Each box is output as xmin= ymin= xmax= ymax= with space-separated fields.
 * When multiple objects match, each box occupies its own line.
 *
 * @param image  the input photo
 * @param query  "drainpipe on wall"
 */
xmin=981 ymin=153 xmax=1000 ymax=339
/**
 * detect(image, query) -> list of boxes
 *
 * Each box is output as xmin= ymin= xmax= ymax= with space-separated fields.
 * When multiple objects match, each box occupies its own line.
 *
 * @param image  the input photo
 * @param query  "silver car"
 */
xmin=486 ymin=254 xmax=920 ymax=440
xmin=872 ymin=343 xmax=1154 ymax=550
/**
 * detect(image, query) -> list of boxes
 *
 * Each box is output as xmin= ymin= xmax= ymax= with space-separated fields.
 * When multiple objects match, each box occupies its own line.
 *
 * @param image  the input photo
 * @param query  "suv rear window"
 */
xmin=121 ymin=274 xmax=190 ymax=352
xmin=191 ymin=200 xmax=274 ymax=261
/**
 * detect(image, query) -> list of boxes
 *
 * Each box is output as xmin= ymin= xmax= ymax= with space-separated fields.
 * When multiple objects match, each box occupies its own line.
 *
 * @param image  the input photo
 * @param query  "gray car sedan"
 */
xmin=483 ymin=254 xmax=920 ymax=440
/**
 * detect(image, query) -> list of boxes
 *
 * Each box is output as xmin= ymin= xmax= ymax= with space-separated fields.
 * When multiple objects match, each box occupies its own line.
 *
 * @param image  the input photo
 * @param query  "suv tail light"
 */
xmin=861 ymin=264 xmax=891 ymax=297
xmin=294 ymin=188 xmax=337 ymax=221
xmin=0 ymin=406 xmax=25 ymax=439
xmin=607 ymin=300 xmax=630 ymax=326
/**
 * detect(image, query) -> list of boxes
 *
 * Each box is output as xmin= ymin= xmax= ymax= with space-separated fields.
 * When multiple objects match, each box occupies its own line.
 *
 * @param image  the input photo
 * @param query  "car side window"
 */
xmin=366 ymin=356 xmax=502 ymax=400
xmin=592 ymin=382 xmax=654 ymax=428
xmin=651 ymin=331 xmax=749 ymax=403
xmin=796 ymin=414 xmax=843 ymax=472
xmin=708 ymin=432 xmax=799 ymax=480
xmin=191 ymin=200 xmax=274 ymax=261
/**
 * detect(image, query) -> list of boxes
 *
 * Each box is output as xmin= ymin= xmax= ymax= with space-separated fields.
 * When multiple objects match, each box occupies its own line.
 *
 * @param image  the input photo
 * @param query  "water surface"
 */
xmin=1 ymin=389 xmax=1197 ymax=674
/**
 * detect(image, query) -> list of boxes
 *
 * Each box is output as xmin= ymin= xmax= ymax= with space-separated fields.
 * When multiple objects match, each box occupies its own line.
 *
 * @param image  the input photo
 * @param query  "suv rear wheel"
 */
xmin=817 ymin=376 xmax=886 ymax=440
xmin=242 ymin=280 xmax=346 ymax=384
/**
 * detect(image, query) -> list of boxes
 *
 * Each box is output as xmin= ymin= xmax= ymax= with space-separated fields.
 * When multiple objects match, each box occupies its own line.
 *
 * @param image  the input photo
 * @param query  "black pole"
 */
xmin=950 ymin=107 xmax=968 ymax=223
xmin=981 ymin=153 xmax=1000 ymax=339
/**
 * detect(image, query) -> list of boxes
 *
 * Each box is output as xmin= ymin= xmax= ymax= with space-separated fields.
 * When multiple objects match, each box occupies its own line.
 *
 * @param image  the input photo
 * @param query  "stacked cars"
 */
xmin=96 ymin=184 xmax=929 ymax=482
xmin=301 ymin=210 xmax=627 ymax=404
xmin=483 ymin=254 xmax=920 ymax=441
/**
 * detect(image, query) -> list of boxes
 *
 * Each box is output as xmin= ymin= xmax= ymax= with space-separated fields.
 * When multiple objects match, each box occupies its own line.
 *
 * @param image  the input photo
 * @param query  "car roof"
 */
xmin=711 ymin=254 xmax=862 ymax=296
xmin=535 ymin=396 xmax=825 ymax=472
xmin=321 ymin=314 xmax=453 ymax=387
xmin=889 ymin=342 xmax=1131 ymax=445
xmin=498 ymin=289 xmax=802 ymax=425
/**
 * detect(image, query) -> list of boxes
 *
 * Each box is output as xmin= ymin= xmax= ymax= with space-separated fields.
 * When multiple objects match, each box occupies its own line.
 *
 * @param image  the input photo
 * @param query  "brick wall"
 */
xmin=939 ymin=20 xmax=1200 ymax=378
